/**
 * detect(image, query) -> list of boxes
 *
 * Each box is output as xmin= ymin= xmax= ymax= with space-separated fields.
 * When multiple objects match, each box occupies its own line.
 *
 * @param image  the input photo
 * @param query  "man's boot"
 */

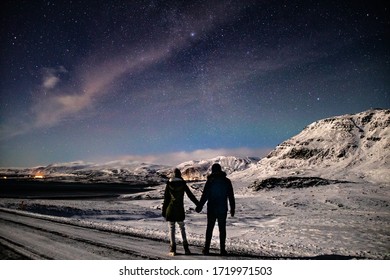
xmin=183 ymin=243 xmax=191 ymax=255
xmin=202 ymin=244 xmax=210 ymax=255
xmin=220 ymin=230 xmax=227 ymax=256
xmin=202 ymin=239 xmax=211 ymax=255
xmin=220 ymin=240 xmax=227 ymax=256
xmin=169 ymin=244 xmax=176 ymax=256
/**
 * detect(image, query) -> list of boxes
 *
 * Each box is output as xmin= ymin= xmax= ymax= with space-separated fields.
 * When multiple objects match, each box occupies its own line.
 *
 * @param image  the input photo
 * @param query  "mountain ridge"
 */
xmin=232 ymin=108 xmax=390 ymax=184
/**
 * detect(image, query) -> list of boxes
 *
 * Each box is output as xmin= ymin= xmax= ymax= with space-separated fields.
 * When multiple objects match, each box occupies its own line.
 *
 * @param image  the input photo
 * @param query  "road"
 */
xmin=0 ymin=209 xmax=259 ymax=260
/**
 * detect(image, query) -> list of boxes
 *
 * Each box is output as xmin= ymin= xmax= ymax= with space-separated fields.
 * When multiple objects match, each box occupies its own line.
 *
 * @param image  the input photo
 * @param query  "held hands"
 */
xmin=195 ymin=206 xmax=235 ymax=216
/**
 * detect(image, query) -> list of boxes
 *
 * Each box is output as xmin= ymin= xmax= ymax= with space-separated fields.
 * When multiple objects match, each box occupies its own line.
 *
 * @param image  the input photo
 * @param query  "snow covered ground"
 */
xmin=0 ymin=178 xmax=388 ymax=259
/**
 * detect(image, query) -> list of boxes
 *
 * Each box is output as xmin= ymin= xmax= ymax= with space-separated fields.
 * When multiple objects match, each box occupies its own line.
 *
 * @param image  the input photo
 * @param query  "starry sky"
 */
xmin=1 ymin=0 xmax=389 ymax=167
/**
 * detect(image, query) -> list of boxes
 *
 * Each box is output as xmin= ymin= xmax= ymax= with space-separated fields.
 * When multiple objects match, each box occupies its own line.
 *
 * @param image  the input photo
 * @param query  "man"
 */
xmin=196 ymin=163 xmax=235 ymax=256
xmin=162 ymin=168 xmax=199 ymax=256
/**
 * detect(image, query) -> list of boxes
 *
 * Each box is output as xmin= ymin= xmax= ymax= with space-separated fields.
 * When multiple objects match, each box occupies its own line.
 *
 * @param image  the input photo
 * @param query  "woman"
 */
xmin=162 ymin=168 xmax=199 ymax=256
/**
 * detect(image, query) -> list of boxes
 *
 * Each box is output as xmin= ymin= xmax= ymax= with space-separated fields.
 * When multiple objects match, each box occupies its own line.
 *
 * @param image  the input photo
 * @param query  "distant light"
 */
xmin=2 ymin=176 xmax=7 ymax=179
xmin=34 ymin=172 xmax=45 ymax=179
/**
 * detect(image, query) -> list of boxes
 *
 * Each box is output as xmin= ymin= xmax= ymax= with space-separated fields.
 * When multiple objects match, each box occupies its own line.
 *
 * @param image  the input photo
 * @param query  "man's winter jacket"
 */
xmin=198 ymin=171 xmax=235 ymax=216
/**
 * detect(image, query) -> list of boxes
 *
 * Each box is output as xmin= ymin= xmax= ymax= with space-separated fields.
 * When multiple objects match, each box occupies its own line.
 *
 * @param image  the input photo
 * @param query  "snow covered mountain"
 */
xmin=232 ymin=109 xmax=390 ymax=184
xmin=177 ymin=156 xmax=259 ymax=181
xmin=0 ymin=156 xmax=259 ymax=184
xmin=0 ymin=160 xmax=171 ymax=185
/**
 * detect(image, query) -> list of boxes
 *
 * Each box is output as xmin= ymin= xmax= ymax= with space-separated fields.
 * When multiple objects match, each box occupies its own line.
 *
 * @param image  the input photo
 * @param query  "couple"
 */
xmin=162 ymin=163 xmax=235 ymax=256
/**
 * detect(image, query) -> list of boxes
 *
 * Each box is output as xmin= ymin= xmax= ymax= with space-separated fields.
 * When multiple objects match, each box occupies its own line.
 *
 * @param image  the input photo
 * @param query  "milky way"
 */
xmin=1 ymin=0 xmax=389 ymax=166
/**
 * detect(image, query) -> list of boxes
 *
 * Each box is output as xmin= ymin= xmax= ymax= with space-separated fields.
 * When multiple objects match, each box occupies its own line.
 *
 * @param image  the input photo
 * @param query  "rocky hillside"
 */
xmin=233 ymin=109 xmax=390 ymax=184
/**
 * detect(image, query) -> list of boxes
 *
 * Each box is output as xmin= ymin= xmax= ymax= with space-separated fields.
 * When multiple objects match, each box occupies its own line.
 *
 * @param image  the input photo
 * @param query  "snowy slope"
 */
xmin=177 ymin=156 xmax=259 ymax=181
xmin=232 ymin=109 xmax=390 ymax=184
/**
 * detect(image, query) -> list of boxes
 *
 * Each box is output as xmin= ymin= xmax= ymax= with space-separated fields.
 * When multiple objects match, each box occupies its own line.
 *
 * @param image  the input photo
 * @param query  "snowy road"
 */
xmin=0 ymin=209 xmax=259 ymax=260
xmin=0 ymin=209 xmax=158 ymax=259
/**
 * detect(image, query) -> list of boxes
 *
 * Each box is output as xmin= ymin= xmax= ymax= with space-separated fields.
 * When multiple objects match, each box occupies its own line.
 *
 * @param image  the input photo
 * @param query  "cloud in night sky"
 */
xmin=41 ymin=66 xmax=67 ymax=89
xmin=8 ymin=36 xmax=173 ymax=136
xmin=0 ymin=1 xmax=388 ymax=167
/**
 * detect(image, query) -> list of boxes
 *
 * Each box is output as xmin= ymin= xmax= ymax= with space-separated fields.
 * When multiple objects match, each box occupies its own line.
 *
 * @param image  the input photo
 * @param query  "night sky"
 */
xmin=1 ymin=0 xmax=389 ymax=167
